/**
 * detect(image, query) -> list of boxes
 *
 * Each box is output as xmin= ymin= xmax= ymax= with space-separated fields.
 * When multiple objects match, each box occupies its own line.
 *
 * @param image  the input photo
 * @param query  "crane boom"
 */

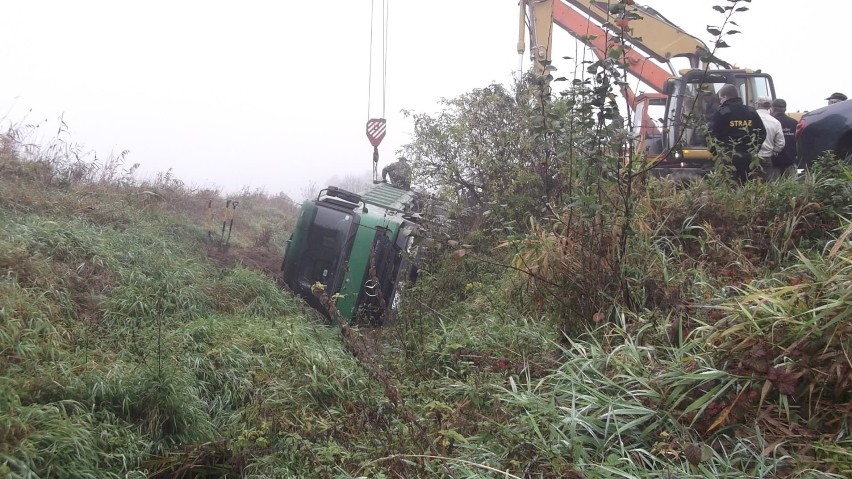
xmin=518 ymin=0 xmax=554 ymax=77
xmin=520 ymin=0 xmax=674 ymax=106
xmin=523 ymin=1 xmax=738 ymax=94
xmin=563 ymin=0 xmax=719 ymax=68
xmin=552 ymin=1 xmax=672 ymax=95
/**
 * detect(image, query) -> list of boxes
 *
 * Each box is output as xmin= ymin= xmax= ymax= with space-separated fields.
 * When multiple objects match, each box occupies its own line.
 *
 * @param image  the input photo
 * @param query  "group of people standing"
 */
xmin=380 ymin=89 xmax=847 ymax=190
xmin=709 ymin=85 xmax=845 ymax=184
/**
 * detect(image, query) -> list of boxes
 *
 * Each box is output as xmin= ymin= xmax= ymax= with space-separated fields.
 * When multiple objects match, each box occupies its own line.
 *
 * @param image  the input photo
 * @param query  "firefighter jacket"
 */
xmin=709 ymin=97 xmax=767 ymax=157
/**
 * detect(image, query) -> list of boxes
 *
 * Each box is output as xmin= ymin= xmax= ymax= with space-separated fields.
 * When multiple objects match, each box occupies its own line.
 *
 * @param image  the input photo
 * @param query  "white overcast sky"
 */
xmin=0 ymin=0 xmax=845 ymax=199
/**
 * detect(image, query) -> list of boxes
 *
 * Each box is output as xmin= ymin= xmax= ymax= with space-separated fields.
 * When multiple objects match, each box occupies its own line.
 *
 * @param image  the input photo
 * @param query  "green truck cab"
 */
xmin=280 ymin=183 xmax=421 ymax=325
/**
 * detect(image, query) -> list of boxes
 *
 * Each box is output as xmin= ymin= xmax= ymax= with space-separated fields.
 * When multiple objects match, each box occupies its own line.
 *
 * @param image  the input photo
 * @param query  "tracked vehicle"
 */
xmin=520 ymin=0 xmax=782 ymax=178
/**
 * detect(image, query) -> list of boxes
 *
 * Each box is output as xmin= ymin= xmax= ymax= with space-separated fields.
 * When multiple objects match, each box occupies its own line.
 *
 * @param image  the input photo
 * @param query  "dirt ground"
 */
xmin=205 ymin=243 xmax=283 ymax=280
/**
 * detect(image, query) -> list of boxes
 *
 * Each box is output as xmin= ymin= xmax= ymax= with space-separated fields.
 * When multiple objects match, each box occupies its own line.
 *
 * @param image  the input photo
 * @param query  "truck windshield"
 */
xmin=297 ymin=206 xmax=356 ymax=291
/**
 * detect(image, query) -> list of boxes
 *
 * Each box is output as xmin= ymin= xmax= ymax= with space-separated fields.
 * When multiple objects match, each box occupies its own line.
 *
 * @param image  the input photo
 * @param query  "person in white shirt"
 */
xmin=754 ymin=97 xmax=785 ymax=180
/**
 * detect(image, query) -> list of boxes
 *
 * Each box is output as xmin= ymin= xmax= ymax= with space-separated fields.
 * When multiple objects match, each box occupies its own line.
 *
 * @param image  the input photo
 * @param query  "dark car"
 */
xmin=796 ymin=100 xmax=852 ymax=167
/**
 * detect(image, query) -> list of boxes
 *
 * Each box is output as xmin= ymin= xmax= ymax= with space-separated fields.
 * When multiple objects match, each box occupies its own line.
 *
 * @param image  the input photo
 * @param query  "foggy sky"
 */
xmin=0 ymin=0 xmax=843 ymax=199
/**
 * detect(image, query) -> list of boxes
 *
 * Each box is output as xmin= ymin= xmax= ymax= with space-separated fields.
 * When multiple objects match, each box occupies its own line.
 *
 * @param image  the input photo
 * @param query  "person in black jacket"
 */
xmin=769 ymin=98 xmax=798 ymax=178
xmin=709 ymin=84 xmax=767 ymax=184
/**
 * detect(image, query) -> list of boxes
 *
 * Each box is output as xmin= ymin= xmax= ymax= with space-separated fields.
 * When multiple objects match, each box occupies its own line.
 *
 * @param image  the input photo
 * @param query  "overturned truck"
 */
xmin=279 ymin=183 xmax=425 ymax=325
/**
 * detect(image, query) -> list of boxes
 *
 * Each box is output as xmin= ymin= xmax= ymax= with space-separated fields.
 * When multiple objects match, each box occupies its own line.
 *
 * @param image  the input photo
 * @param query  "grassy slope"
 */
xmin=1 ymin=135 xmax=850 ymax=478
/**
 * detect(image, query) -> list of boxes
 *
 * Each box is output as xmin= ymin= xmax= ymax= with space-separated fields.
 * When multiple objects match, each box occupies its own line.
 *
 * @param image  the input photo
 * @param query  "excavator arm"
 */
xmin=519 ymin=0 xmax=674 ymax=103
xmin=563 ymin=0 xmax=722 ymax=69
xmin=519 ymin=0 xmax=554 ymax=78
xmin=521 ymin=1 xmax=739 ymax=95
xmin=552 ymin=1 xmax=673 ymax=99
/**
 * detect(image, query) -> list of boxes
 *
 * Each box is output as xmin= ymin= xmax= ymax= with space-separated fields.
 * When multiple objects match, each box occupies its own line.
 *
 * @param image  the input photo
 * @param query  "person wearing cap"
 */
xmin=754 ymin=97 xmax=785 ymax=180
xmin=381 ymin=156 xmax=412 ymax=190
xmin=826 ymin=92 xmax=847 ymax=105
xmin=770 ymin=98 xmax=798 ymax=177
xmin=709 ymin=84 xmax=767 ymax=184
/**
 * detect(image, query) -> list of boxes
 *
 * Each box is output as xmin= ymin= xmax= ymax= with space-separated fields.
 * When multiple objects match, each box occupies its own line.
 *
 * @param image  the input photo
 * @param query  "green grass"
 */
xmin=2 ymin=129 xmax=851 ymax=477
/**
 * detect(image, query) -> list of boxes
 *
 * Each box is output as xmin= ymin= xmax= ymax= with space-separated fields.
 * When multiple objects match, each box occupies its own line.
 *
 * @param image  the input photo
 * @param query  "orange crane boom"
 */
xmin=519 ymin=0 xmax=672 ymax=108
xmin=553 ymin=1 xmax=672 ymax=96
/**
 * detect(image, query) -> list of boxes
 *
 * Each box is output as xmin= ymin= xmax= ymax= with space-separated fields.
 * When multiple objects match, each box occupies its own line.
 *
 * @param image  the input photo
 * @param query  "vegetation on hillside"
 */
xmin=2 ymin=1 xmax=851 ymax=477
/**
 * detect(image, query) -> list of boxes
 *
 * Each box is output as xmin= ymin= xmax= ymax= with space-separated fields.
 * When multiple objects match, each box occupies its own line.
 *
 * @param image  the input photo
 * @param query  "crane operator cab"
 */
xmin=654 ymin=70 xmax=775 ymax=177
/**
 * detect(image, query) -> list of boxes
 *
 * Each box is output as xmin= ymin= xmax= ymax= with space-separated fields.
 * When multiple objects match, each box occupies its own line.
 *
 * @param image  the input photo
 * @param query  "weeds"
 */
xmin=3 ymin=5 xmax=852 ymax=473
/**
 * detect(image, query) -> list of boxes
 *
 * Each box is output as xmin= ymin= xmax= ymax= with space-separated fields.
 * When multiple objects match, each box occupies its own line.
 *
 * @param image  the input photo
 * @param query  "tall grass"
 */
xmin=3 ymin=117 xmax=851 ymax=477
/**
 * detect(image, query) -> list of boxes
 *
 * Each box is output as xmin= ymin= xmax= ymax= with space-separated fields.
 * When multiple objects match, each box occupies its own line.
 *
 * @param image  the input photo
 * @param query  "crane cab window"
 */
xmin=738 ymin=75 xmax=774 ymax=105
xmin=681 ymin=81 xmax=725 ymax=148
xmin=634 ymin=98 xmax=667 ymax=155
